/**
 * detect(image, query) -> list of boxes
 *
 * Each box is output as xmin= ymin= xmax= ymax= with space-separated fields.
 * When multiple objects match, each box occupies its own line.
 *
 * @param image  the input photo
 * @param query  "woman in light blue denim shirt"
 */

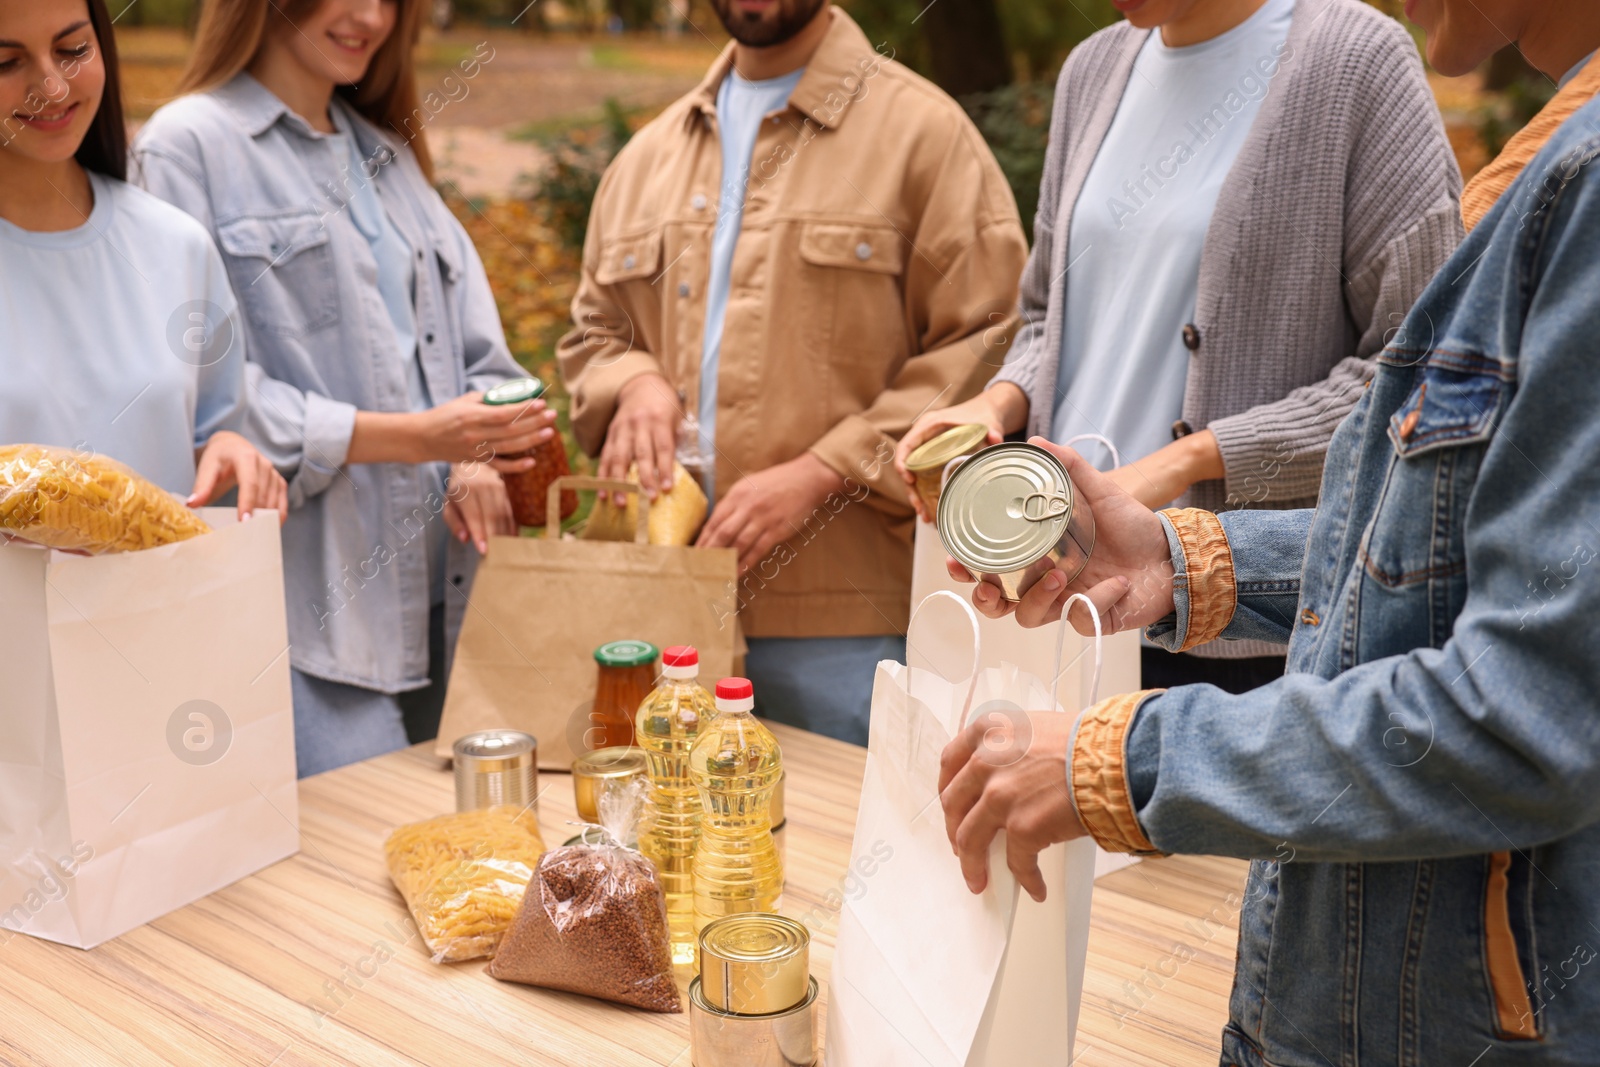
xmin=943 ymin=1 xmax=1600 ymax=1062
xmin=133 ymin=0 xmax=556 ymax=776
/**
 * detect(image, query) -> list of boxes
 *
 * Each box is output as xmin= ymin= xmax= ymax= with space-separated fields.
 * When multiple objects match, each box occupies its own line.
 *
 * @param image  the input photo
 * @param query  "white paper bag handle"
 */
xmin=1062 ymin=432 xmax=1122 ymax=470
xmin=907 ymin=590 xmax=983 ymax=735
xmin=1051 ymin=592 xmax=1105 ymax=710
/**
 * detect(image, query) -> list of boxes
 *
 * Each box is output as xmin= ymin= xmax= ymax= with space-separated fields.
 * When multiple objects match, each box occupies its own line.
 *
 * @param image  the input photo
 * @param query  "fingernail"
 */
xmin=241 ymin=511 xmax=252 ymax=521
xmin=1045 ymin=571 xmax=1064 ymax=591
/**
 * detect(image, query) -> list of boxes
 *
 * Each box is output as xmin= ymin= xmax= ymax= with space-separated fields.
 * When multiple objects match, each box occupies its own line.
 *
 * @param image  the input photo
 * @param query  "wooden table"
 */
xmin=0 ymin=724 xmax=1245 ymax=1066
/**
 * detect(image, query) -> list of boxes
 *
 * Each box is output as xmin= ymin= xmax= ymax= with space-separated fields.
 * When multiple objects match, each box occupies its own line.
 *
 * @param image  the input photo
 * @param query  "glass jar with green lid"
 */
xmin=483 ymin=377 xmax=576 ymax=529
xmin=588 ymin=640 xmax=660 ymax=751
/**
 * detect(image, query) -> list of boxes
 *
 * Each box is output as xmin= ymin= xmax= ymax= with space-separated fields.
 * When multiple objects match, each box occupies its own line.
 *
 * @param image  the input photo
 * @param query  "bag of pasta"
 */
xmin=489 ymin=778 xmax=680 ymax=1011
xmin=384 ymin=805 xmax=547 ymax=963
xmin=0 ymin=444 xmax=210 ymax=553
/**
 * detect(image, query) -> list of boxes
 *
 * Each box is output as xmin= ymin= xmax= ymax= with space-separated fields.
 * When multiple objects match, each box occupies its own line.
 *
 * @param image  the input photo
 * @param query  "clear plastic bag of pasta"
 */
xmin=383 ymin=805 xmax=547 ymax=963
xmin=0 ymin=443 xmax=210 ymax=553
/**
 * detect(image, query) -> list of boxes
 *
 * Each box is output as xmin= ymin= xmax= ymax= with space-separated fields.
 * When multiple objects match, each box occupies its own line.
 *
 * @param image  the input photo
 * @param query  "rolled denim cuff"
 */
xmin=1071 ymin=689 xmax=1168 ymax=856
xmin=1146 ymin=508 xmax=1238 ymax=653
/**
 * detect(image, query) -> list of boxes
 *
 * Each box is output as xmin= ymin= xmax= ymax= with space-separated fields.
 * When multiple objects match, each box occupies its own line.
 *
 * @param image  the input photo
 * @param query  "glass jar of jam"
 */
xmin=587 ymin=640 xmax=659 ymax=752
xmin=483 ymin=377 xmax=577 ymax=529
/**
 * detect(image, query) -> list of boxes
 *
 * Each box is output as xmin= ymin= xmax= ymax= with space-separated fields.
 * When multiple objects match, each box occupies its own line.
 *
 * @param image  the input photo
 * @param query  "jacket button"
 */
xmin=1171 ymin=419 xmax=1193 ymax=440
xmin=1182 ymin=324 xmax=1201 ymax=351
xmin=1399 ymin=408 xmax=1421 ymax=440
xmin=678 ymin=283 xmax=690 ymax=297
xmin=424 ymin=332 xmax=435 ymax=344
xmin=855 ymin=242 xmax=873 ymax=261
xmin=691 ymin=194 xmax=707 ymax=211
xmin=1300 ymin=609 xmax=1320 ymax=627
xmin=622 ymin=254 xmax=636 ymax=270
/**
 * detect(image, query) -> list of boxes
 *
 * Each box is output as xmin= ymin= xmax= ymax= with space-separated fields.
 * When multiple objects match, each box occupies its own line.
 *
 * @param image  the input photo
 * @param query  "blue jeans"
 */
xmin=744 ymin=635 xmax=906 ymax=747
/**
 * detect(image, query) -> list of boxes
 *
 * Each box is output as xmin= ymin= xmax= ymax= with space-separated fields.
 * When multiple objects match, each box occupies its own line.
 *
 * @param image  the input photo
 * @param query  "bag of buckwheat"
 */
xmin=488 ymin=778 xmax=680 ymax=1012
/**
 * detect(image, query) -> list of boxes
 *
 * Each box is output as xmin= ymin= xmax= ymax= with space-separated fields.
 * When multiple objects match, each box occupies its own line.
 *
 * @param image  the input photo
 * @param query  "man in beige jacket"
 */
xmin=558 ymin=0 xmax=1025 ymax=743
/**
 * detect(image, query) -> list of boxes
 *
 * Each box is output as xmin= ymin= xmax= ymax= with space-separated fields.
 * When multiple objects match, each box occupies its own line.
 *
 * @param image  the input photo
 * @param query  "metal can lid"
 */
xmin=594 ymin=640 xmax=659 ymax=668
xmin=698 ymin=914 xmax=811 ymax=1015
xmin=904 ymin=423 xmax=989 ymax=472
xmin=936 ymin=442 xmax=1075 ymax=572
xmin=483 ymin=377 xmax=546 ymax=405
xmin=571 ymin=745 xmax=649 ymax=779
xmin=453 ymin=730 xmax=536 ymax=771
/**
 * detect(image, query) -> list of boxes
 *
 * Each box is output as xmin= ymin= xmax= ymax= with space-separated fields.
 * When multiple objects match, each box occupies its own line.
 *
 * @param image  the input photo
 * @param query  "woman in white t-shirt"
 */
xmin=0 ymin=0 xmax=284 ymax=518
xmin=895 ymin=0 xmax=1462 ymax=692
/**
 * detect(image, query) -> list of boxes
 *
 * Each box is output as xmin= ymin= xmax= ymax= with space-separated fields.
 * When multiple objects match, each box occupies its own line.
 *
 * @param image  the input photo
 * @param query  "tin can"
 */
xmin=453 ymin=730 xmax=538 ymax=813
xmin=699 ymin=914 xmax=810 ymax=1015
xmin=571 ymin=745 xmax=649 ymax=824
xmin=903 ymin=423 xmax=989 ymax=518
xmin=688 ymin=976 xmax=818 ymax=1067
xmin=936 ymin=442 xmax=1096 ymax=601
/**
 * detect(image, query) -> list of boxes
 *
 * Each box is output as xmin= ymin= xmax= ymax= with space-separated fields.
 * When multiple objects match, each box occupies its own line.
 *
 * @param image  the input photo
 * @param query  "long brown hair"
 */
xmin=79 ymin=0 xmax=127 ymax=180
xmin=176 ymin=0 xmax=433 ymax=179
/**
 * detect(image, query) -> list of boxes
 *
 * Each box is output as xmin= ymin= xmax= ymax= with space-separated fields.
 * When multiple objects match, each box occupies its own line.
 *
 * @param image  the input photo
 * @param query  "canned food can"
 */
xmin=688 ymin=976 xmax=818 ymax=1067
xmin=453 ymin=730 xmax=538 ymax=813
xmin=571 ymin=745 xmax=649 ymax=824
xmin=936 ymin=442 xmax=1096 ymax=601
xmin=903 ymin=423 xmax=989 ymax=518
xmin=698 ymin=914 xmax=810 ymax=1015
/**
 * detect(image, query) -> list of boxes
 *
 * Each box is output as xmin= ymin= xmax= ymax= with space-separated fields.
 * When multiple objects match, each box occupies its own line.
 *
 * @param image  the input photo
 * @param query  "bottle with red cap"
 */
xmin=635 ymin=645 xmax=718 ymax=964
xmin=689 ymin=677 xmax=783 ymax=932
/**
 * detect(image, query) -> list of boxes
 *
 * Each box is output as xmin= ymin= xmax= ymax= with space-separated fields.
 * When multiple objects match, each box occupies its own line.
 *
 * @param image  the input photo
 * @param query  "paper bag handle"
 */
xmin=545 ymin=476 xmax=651 ymax=543
xmin=1051 ymin=592 xmax=1105 ymax=710
xmin=907 ymin=590 xmax=983 ymax=737
xmin=1062 ymin=432 xmax=1123 ymax=470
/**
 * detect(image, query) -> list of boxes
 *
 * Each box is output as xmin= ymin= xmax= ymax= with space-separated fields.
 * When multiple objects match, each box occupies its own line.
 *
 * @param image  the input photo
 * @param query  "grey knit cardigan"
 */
xmin=991 ymin=0 xmax=1463 ymax=656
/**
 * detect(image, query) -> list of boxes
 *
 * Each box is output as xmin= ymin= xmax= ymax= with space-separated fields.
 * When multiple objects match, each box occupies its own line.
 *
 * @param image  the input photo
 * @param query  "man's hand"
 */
xmin=1102 ymin=429 xmax=1226 ymax=510
xmin=189 ymin=431 xmax=288 ymax=523
xmin=696 ymin=452 xmax=847 ymax=575
xmin=938 ymin=709 xmax=1086 ymax=902
xmin=947 ymin=437 xmax=1176 ymax=633
xmin=443 ymin=462 xmax=516 ymax=554
xmin=598 ymin=373 xmax=682 ymax=503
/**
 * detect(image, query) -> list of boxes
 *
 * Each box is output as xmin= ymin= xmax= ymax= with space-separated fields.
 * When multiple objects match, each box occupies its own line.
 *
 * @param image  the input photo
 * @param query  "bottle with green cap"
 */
xmin=589 ymin=639 xmax=659 ymax=750
xmin=483 ymin=376 xmax=575 ymax=528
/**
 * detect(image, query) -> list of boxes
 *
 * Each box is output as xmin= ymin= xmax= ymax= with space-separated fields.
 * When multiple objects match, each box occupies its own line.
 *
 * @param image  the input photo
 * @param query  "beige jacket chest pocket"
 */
xmin=798 ymin=222 xmax=907 ymax=362
xmin=216 ymin=212 xmax=338 ymax=338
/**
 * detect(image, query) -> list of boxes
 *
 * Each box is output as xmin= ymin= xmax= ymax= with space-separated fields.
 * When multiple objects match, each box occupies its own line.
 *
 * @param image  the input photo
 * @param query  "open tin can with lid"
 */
xmin=936 ymin=441 xmax=1096 ymax=602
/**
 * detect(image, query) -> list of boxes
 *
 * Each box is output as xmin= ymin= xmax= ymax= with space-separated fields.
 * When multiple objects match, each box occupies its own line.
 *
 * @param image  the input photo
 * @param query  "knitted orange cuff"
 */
xmin=1071 ymin=689 xmax=1167 ymax=856
xmin=1160 ymin=507 xmax=1237 ymax=652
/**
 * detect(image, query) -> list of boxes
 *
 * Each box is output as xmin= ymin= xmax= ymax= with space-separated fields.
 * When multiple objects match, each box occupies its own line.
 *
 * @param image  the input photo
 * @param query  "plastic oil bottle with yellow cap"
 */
xmin=689 ymin=678 xmax=783 ymax=932
xmin=635 ymin=645 xmax=719 ymax=965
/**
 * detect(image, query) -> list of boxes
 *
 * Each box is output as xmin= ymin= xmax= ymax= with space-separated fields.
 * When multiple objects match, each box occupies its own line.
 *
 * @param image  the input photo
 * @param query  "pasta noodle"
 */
xmin=0 ymin=444 xmax=211 ymax=553
xmin=383 ymin=806 xmax=547 ymax=963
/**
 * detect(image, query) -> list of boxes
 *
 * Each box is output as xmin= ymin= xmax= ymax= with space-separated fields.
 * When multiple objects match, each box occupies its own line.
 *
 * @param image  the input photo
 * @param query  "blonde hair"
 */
xmin=176 ymin=0 xmax=434 ymax=180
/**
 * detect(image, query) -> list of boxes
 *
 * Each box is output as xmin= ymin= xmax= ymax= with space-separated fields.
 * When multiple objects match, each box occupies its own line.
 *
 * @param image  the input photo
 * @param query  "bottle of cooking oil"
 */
xmin=690 ymin=678 xmax=783 ymax=934
xmin=635 ymin=646 xmax=718 ymax=965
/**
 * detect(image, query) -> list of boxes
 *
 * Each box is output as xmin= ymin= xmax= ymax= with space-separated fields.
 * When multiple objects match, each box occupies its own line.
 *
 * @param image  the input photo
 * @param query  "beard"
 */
xmin=710 ymin=0 xmax=828 ymax=47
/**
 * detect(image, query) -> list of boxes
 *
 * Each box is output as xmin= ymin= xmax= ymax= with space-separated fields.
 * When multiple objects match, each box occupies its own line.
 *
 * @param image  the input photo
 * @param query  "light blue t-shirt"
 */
xmin=698 ymin=67 xmax=806 ymax=499
xmin=1051 ymin=0 xmax=1295 ymax=488
xmin=331 ymin=111 xmax=448 ymax=603
xmin=0 ymin=172 xmax=244 ymax=493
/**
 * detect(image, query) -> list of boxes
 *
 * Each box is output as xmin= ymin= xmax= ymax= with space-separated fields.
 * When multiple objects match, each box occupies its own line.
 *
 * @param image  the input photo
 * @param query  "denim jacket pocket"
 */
xmin=216 ymin=211 xmax=339 ymax=338
xmin=1386 ymin=359 xmax=1507 ymax=457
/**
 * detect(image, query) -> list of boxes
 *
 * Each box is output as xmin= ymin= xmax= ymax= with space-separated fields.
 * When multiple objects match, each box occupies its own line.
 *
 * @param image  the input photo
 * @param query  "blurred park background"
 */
xmin=109 ymin=0 xmax=1558 ymax=473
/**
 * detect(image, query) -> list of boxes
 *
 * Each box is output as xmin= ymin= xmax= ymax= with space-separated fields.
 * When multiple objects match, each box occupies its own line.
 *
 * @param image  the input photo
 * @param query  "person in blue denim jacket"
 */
xmin=133 ymin=0 xmax=556 ymax=776
xmin=941 ymin=2 xmax=1600 ymax=1062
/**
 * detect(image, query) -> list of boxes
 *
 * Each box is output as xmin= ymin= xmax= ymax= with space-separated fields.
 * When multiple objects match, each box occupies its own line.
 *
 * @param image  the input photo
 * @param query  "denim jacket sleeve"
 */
xmin=135 ymin=145 xmax=357 ymax=505
xmin=1145 ymin=507 xmax=1311 ymax=651
xmin=1106 ymin=163 xmax=1600 ymax=863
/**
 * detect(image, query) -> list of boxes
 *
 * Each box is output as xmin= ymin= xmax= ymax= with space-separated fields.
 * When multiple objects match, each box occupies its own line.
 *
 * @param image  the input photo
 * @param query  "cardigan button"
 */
xmin=1182 ymin=323 xmax=1201 ymax=351
xmin=425 ymin=332 xmax=435 ymax=344
xmin=1171 ymin=419 xmax=1193 ymax=440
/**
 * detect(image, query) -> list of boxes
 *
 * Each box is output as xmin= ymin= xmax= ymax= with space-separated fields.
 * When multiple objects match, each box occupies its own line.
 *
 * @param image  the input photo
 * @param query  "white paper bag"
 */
xmin=826 ymin=591 xmax=1099 ymax=1067
xmin=0 ymin=509 xmax=299 ymax=949
xmin=911 ymin=517 xmax=1140 ymax=879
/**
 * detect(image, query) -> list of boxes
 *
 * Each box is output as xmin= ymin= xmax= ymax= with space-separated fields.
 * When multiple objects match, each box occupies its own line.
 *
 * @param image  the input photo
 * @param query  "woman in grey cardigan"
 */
xmin=134 ymin=0 xmax=555 ymax=775
xmin=896 ymin=0 xmax=1461 ymax=691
